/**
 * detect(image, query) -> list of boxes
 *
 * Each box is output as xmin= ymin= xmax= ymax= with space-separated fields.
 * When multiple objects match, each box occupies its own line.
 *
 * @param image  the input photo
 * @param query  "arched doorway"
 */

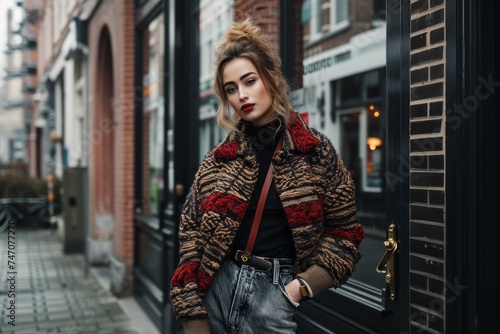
xmin=90 ymin=26 xmax=115 ymax=264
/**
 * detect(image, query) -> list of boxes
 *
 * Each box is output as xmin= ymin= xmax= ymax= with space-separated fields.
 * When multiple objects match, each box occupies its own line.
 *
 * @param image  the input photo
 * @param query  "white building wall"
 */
xmin=63 ymin=57 xmax=81 ymax=167
xmin=54 ymin=77 xmax=63 ymax=177
xmin=43 ymin=19 xmax=86 ymax=174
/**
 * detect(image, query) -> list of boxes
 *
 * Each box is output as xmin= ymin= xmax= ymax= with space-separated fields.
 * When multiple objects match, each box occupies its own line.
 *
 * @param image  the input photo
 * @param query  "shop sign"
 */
xmin=304 ymin=51 xmax=351 ymax=75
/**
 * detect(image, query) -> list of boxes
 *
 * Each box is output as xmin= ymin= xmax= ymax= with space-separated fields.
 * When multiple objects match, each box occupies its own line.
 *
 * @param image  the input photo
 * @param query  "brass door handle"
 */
xmin=376 ymin=224 xmax=398 ymax=301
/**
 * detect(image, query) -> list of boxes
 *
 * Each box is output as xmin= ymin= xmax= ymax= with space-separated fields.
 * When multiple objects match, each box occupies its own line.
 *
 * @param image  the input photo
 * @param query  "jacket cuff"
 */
xmin=297 ymin=264 xmax=335 ymax=296
xmin=171 ymin=283 xmax=209 ymax=320
xmin=183 ymin=319 xmax=211 ymax=334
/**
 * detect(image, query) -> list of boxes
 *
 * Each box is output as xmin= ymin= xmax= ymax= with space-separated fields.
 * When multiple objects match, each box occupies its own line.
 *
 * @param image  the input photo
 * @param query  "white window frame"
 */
xmin=310 ymin=0 xmax=350 ymax=42
xmin=329 ymin=0 xmax=350 ymax=33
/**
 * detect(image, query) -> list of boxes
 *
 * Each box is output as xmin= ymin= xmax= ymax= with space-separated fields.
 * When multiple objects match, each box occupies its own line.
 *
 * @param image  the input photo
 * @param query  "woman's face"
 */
xmin=222 ymin=57 xmax=275 ymax=127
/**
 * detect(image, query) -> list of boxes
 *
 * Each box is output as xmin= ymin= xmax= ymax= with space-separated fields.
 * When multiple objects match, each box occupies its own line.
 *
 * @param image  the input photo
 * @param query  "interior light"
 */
xmin=367 ymin=137 xmax=382 ymax=150
xmin=369 ymin=105 xmax=375 ymax=111
xmin=373 ymin=111 xmax=380 ymax=118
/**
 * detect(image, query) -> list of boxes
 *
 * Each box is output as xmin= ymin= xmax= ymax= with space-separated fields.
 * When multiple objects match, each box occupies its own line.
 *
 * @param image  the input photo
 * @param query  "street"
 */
xmin=0 ymin=226 xmax=159 ymax=334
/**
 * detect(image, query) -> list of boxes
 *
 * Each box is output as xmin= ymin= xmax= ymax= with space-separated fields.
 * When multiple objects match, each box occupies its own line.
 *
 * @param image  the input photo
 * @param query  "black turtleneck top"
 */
xmin=229 ymin=119 xmax=296 ymax=259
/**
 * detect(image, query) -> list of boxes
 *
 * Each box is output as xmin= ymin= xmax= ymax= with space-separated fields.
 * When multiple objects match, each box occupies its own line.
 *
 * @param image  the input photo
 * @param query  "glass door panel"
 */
xmin=339 ymin=110 xmax=385 ymax=290
xmin=331 ymin=68 xmax=389 ymax=310
xmin=141 ymin=14 xmax=165 ymax=218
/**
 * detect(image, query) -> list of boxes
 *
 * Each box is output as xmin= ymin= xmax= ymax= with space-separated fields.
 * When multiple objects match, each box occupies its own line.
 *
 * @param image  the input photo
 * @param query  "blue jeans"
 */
xmin=204 ymin=258 xmax=298 ymax=334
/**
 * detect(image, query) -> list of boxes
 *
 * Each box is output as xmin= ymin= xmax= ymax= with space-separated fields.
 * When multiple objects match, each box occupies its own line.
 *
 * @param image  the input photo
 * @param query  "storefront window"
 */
xmin=334 ymin=69 xmax=385 ymax=227
xmin=141 ymin=14 xmax=165 ymax=217
xmin=198 ymin=0 xmax=234 ymax=162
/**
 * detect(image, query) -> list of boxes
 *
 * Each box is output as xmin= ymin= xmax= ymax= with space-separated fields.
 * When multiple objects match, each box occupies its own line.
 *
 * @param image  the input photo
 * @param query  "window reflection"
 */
xmin=334 ymin=69 xmax=386 ymax=233
xmin=302 ymin=0 xmax=388 ymax=291
xmin=141 ymin=15 xmax=165 ymax=217
xmin=198 ymin=0 xmax=234 ymax=161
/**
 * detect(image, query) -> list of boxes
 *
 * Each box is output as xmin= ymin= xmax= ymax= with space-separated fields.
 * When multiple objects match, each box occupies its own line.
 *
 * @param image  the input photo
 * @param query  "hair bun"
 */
xmin=223 ymin=17 xmax=262 ymax=45
xmin=216 ymin=16 xmax=273 ymax=59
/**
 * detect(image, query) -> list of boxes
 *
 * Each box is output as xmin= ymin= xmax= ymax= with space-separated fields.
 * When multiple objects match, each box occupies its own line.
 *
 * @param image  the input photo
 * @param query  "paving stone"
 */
xmin=0 ymin=330 xmax=15 ymax=334
xmin=48 ymin=312 xmax=73 ymax=321
xmin=46 ymin=305 xmax=71 ymax=313
xmin=12 ymin=315 xmax=37 ymax=323
xmin=36 ymin=314 xmax=50 ymax=322
xmin=110 ymin=314 xmax=129 ymax=322
xmin=9 ymin=329 xmax=38 ymax=334
xmin=98 ymin=321 xmax=131 ymax=330
xmin=37 ymin=319 xmax=72 ymax=330
xmin=0 ymin=322 xmax=38 ymax=331
xmin=71 ymin=321 xmax=99 ymax=329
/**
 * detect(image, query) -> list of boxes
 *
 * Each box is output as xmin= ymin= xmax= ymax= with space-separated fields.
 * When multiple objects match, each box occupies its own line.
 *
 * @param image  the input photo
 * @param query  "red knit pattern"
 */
xmin=171 ymin=261 xmax=199 ymax=288
xmin=214 ymin=141 xmax=238 ymax=159
xmin=200 ymin=192 xmax=248 ymax=220
xmin=288 ymin=114 xmax=320 ymax=152
xmin=323 ymin=225 xmax=364 ymax=247
xmin=197 ymin=267 xmax=215 ymax=291
xmin=284 ymin=200 xmax=324 ymax=226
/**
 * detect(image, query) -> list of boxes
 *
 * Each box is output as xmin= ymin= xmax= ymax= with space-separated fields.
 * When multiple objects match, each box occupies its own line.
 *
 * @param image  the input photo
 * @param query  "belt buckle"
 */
xmin=235 ymin=250 xmax=252 ymax=263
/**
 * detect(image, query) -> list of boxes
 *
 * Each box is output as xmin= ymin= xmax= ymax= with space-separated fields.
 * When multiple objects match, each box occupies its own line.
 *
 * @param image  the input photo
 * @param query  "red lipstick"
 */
xmin=241 ymin=103 xmax=255 ymax=112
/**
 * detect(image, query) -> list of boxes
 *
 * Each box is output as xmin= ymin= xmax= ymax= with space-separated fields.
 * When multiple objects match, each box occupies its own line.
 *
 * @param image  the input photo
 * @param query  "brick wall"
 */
xmin=88 ymin=0 xmax=135 ymax=270
xmin=234 ymin=0 xmax=280 ymax=55
xmin=408 ymin=0 xmax=446 ymax=332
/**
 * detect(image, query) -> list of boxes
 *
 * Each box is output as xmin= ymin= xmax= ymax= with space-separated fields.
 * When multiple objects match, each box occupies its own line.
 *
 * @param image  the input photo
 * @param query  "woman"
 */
xmin=170 ymin=17 xmax=364 ymax=334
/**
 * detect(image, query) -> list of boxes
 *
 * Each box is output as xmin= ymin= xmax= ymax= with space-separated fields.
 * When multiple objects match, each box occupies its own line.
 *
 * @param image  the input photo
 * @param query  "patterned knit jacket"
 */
xmin=170 ymin=112 xmax=364 ymax=321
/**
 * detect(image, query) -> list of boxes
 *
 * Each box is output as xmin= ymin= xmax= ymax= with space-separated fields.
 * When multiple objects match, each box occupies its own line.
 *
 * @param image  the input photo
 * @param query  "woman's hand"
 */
xmin=285 ymin=279 xmax=303 ymax=304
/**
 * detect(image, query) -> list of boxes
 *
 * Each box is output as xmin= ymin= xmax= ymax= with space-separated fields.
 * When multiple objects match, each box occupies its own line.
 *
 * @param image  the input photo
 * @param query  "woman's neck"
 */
xmin=247 ymin=118 xmax=283 ymax=150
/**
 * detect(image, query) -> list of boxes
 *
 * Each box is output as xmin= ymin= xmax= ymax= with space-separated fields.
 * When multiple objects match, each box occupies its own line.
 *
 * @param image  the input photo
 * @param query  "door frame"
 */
xmin=445 ymin=0 xmax=498 ymax=332
xmin=385 ymin=0 xmax=411 ymax=330
xmin=133 ymin=1 xmax=166 ymax=332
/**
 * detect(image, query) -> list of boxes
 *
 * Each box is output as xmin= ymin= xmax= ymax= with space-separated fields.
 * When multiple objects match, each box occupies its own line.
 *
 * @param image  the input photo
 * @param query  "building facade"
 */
xmin=17 ymin=0 xmax=497 ymax=333
xmin=0 ymin=4 xmax=37 ymax=169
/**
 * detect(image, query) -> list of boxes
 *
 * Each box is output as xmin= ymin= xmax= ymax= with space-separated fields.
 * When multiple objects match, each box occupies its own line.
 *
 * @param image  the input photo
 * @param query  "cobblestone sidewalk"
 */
xmin=0 ymin=227 xmax=149 ymax=334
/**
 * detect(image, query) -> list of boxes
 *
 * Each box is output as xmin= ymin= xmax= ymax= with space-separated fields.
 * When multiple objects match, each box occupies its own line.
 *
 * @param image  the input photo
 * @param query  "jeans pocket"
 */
xmin=278 ymin=273 xmax=300 ymax=308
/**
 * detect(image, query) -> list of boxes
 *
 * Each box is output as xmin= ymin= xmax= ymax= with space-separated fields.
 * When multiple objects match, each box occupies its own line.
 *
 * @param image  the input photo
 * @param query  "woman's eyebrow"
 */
xmin=240 ymin=71 xmax=256 ymax=81
xmin=223 ymin=72 xmax=257 ymax=87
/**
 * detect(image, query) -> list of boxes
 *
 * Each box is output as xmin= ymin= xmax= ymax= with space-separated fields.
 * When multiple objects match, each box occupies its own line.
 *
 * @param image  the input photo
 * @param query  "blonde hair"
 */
xmin=214 ymin=17 xmax=293 ymax=132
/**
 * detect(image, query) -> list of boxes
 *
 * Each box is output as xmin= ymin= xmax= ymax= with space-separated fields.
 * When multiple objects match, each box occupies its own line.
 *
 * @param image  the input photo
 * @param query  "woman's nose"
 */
xmin=239 ymin=88 xmax=248 ymax=101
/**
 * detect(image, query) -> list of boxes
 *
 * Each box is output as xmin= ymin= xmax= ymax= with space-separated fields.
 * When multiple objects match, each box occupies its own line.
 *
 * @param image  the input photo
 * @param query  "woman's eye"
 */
xmin=246 ymin=79 xmax=256 ymax=86
xmin=226 ymin=87 xmax=236 ymax=94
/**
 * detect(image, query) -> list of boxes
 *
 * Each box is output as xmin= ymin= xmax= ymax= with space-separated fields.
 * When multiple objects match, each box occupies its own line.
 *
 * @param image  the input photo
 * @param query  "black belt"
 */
xmin=230 ymin=249 xmax=294 ymax=272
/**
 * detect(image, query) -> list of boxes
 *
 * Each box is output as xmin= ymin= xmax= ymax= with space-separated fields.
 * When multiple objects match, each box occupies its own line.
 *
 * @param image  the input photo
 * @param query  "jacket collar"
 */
xmin=213 ymin=111 xmax=320 ymax=160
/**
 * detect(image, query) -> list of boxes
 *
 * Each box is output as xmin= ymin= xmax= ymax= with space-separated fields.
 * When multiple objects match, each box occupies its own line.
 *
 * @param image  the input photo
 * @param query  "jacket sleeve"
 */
xmin=169 ymin=173 xmax=209 ymax=321
xmin=299 ymin=135 xmax=364 ymax=292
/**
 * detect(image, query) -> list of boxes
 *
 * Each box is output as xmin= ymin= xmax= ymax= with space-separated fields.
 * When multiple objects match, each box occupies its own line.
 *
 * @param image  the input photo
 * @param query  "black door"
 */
xmin=133 ymin=3 xmax=169 ymax=331
xmin=294 ymin=4 xmax=410 ymax=333
xmin=161 ymin=1 xmax=200 ymax=333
